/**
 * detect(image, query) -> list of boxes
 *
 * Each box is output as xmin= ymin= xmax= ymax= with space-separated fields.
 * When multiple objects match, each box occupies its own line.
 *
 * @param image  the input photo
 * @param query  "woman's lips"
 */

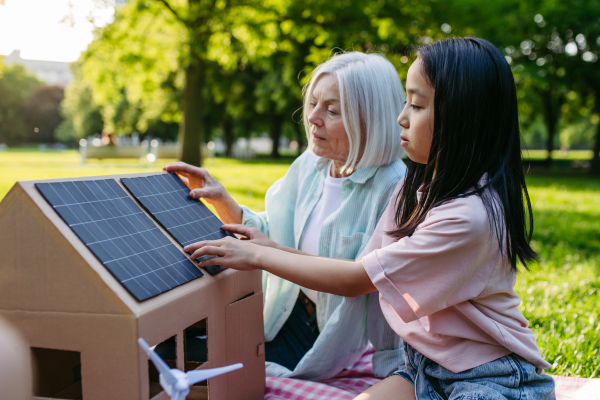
xmin=313 ymin=133 xmax=325 ymax=142
xmin=400 ymin=135 xmax=409 ymax=147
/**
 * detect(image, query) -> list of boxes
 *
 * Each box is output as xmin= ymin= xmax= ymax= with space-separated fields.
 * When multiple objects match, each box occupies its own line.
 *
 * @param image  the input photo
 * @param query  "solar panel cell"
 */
xmin=122 ymin=173 xmax=234 ymax=275
xmin=36 ymin=179 xmax=204 ymax=301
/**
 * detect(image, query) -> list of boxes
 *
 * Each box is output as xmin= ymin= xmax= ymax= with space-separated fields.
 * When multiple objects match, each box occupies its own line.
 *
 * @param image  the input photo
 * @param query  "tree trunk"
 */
xmin=544 ymin=113 xmax=557 ymax=167
xmin=591 ymin=122 xmax=600 ymax=176
xmin=270 ymin=114 xmax=283 ymax=158
xmin=223 ymin=118 xmax=235 ymax=157
xmin=180 ymin=53 xmax=205 ymax=166
xmin=244 ymin=120 xmax=252 ymax=140
xmin=540 ymin=88 xmax=563 ymax=167
xmin=591 ymin=90 xmax=600 ymax=176
xmin=294 ymin=121 xmax=305 ymax=156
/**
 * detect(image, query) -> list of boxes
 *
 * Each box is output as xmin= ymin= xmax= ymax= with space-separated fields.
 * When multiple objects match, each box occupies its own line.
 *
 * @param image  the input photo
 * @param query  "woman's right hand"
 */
xmin=163 ymin=162 xmax=243 ymax=224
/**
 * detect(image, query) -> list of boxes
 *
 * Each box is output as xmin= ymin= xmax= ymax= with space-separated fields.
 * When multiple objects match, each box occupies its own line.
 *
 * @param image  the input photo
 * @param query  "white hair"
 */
xmin=302 ymin=51 xmax=406 ymax=172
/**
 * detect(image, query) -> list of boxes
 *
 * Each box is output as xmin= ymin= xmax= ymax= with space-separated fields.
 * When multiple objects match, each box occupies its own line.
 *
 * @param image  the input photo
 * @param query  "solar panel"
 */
xmin=35 ymin=179 xmax=203 ymax=301
xmin=121 ymin=173 xmax=233 ymax=275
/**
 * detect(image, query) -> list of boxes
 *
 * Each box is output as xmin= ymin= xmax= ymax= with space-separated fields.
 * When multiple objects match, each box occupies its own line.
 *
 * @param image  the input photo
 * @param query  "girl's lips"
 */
xmin=400 ymin=136 xmax=409 ymax=147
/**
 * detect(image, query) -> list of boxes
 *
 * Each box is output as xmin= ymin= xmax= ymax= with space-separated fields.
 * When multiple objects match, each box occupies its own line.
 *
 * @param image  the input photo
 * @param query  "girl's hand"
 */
xmin=184 ymin=237 xmax=264 ymax=271
xmin=163 ymin=162 xmax=242 ymax=224
xmin=222 ymin=224 xmax=281 ymax=250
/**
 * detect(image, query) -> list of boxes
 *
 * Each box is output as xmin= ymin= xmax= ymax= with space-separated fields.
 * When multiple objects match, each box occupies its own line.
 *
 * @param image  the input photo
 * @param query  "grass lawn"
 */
xmin=0 ymin=149 xmax=290 ymax=212
xmin=519 ymin=175 xmax=600 ymax=378
xmin=523 ymin=149 xmax=593 ymax=161
xmin=1 ymin=149 xmax=598 ymax=378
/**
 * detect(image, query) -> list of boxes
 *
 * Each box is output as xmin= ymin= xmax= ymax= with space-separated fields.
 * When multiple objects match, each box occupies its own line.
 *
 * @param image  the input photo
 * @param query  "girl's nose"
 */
xmin=397 ymin=107 xmax=409 ymax=129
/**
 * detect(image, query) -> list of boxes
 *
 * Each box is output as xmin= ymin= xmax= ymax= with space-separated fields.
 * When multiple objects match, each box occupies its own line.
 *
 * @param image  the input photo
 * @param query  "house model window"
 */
xmin=0 ymin=172 xmax=265 ymax=400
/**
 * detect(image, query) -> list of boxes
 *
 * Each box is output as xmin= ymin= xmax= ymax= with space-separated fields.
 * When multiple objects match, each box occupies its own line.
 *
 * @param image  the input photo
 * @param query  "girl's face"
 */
xmin=307 ymin=74 xmax=350 ymax=167
xmin=397 ymin=58 xmax=435 ymax=164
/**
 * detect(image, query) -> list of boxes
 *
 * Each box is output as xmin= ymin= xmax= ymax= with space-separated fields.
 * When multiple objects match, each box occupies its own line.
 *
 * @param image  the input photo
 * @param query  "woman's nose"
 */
xmin=308 ymin=109 xmax=323 ymax=127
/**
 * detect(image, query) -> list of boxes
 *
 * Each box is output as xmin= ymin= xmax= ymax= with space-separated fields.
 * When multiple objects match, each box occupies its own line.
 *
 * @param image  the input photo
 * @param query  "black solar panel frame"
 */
xmin=35 ymin=178 xmax=204 ymax=301
xmin=121 ymin=173 xmax=233 ymax=275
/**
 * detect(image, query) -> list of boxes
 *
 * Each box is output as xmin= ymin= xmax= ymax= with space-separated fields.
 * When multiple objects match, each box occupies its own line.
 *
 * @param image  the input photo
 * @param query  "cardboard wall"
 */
xmin=138 ymin=269 xmax=264 ymax=400
xmin=1 ymin=309 xmax=140 ymax=400
xmin=0 ymin=184 xmax=132 ymax=316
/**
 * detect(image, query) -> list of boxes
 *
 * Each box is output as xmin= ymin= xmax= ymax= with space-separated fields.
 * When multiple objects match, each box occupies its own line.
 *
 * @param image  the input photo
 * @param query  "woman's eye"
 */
xmin=327 ymin=109 xmax=337 ymax=115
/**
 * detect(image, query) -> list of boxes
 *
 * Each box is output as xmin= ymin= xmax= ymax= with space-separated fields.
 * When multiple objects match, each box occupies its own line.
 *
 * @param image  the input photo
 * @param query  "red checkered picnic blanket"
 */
xmin=265 ymin=349 xmax=599 ymax=400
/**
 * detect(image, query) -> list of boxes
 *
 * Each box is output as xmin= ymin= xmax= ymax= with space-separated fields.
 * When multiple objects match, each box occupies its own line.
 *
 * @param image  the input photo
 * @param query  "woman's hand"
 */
xmin=163 ymin=162 xmax=242 ymax=224
xmin=222 ymin=224 xmax=281 ymax=249
xmin=184 ymin=237 xmax=265 ymax=271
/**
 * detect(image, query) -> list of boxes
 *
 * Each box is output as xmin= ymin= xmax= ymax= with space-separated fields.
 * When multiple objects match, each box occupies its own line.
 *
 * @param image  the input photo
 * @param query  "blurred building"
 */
xmin=4 ymin=50 xmax=72 ymax=87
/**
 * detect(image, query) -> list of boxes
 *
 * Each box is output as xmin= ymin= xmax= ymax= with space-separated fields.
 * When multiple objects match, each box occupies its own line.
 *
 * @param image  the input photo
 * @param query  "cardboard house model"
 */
xmin=0 ymin=172 xmax=265 ymax=400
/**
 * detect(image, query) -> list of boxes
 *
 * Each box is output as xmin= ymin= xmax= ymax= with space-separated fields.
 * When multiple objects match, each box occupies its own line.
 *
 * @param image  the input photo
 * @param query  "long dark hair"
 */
xmin=390 ymin=37 xmax=537 ymax=270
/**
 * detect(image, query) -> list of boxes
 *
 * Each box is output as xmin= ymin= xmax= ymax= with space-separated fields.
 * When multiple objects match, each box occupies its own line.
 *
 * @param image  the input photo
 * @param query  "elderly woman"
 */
xmin=165 ymin=51 xmax=407 ymax=380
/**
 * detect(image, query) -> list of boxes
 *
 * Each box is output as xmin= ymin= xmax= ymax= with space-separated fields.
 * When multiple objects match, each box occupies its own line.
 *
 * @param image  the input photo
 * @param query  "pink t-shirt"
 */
xmin=360 ymin=179 xmax=550 ymax=373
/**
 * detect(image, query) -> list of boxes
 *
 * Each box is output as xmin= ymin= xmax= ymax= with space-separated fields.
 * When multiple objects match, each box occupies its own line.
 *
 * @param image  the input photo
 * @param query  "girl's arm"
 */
xmin=221 ymin=224 xmax=316 ymax=256
xmin=184 ymin=234 xmax=376 ymax=297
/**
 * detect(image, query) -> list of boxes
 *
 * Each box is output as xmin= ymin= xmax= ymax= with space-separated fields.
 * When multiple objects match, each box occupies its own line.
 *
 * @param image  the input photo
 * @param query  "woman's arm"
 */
xmin=184 ymin=236 xmax=376 ymax=297
xmin=163 ymin=162 xmax=243 ymax=224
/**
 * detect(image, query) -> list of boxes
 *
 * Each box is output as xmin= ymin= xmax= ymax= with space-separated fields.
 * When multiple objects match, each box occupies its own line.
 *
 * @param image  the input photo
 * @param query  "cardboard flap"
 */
xmin=225 ymin=293 xmax=265 ymax=400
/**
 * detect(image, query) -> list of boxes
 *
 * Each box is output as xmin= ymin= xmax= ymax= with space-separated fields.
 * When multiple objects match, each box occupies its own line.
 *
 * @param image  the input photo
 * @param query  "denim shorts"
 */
xmin=392 ymin=342 xmax=556 ymax=400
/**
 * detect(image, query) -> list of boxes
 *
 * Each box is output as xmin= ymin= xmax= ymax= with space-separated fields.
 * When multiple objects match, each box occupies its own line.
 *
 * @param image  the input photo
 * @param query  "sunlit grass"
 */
xmin=519 ymin=176 xmax=600 ymax=378
xmin=1 ymin=150 xmax=598 ymax=377
xmin=523 ymin=149 xmax=593 ymax=160
xmin=0 ymin=149 xmax=289 ymax=211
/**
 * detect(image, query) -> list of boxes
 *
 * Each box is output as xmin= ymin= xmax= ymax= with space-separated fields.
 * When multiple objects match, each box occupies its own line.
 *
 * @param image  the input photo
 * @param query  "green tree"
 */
xmin=240 ymin=0 xmax=446 ymax=157
xmin=81 ymin=0 xmax=185 ymax=138
xmin=459 ymin=0 xmax=600 ymax=170
xmin=522 ymin=0 xmax=600 ymax=173
xmin=56 ymin=63 xmax=104 ymax=142
xmin=23 ymin=85 xmax=65 ymax=144
xmin=74 ymin=0 xmax=474 ymax=161
xmin=204 ymin=62 xmax=263 ymax=156
xmin=0 ymin=59 xmax=40 ymax=145
xmin=152 ymin=0 xmax=281 ymax=164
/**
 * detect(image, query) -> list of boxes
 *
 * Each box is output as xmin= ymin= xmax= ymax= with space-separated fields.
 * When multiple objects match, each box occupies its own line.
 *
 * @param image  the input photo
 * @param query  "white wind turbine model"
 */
xmin=138 ymin=338 xmax=243 ymax=400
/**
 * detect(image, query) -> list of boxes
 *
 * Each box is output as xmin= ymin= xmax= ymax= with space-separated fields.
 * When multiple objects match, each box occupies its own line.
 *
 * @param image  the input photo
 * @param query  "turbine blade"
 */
xmin=138 ymin=338 xmax=177 ymax=386
xmin=186 ymin=363 xmax=244 ymax=385
xmin=171 ymin=390 xmax=185 ymax=400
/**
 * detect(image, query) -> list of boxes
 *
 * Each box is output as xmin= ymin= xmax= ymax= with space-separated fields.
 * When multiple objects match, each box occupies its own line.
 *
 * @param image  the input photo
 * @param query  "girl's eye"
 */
xmin=410 ymin=104 xmax=421 ymax=110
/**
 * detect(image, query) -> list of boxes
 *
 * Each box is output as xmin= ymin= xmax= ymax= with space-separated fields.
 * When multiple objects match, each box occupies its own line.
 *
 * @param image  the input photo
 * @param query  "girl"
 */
xmin=185 ymin=37 xmax=556 ymax=399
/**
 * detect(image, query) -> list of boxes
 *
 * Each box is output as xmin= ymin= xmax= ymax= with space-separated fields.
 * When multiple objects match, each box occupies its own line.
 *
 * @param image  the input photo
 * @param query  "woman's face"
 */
xmin=307 ymin=74 xmax=350 ymax=166
xmin=397 ymin=58 xmax=435 ymax=164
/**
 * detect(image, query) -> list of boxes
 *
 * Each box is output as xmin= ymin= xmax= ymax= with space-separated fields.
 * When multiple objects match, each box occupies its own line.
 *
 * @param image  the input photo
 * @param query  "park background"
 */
xmin=0 ymin=0 xmax=599 ymax=379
